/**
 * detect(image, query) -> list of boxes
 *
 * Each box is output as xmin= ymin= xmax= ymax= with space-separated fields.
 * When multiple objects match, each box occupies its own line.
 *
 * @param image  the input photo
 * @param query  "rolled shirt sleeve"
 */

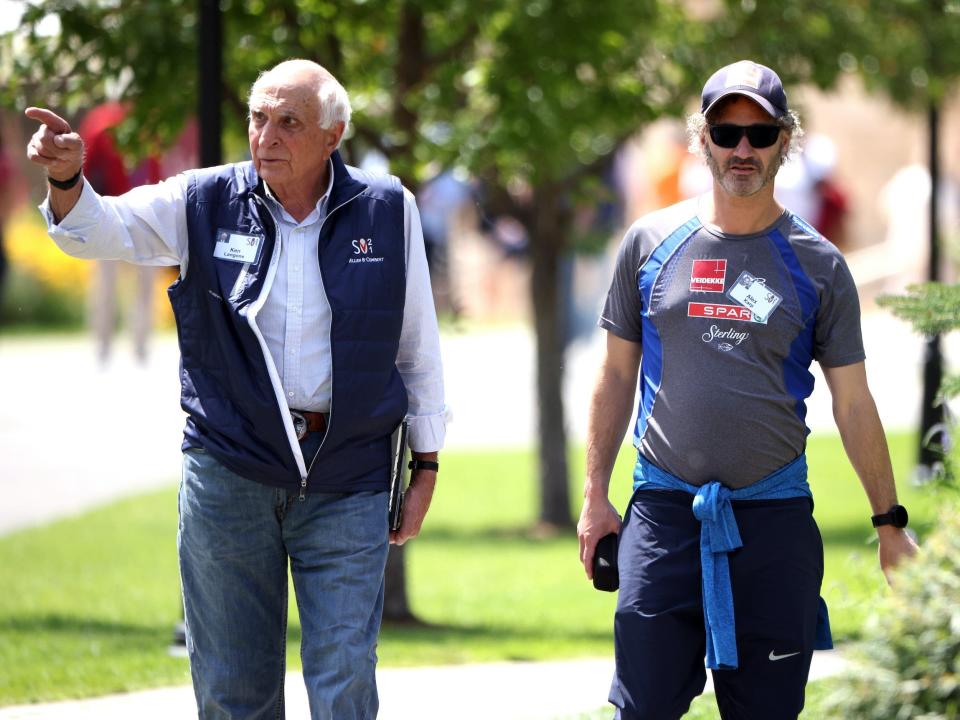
xmin=399 ymin=187 xmax=448 ymax=453
xmin=40 ymin=176 xmax=189 ymax=270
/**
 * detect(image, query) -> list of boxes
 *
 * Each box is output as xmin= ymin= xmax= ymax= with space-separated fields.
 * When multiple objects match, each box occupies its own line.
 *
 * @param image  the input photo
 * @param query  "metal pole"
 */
xmin=173 ymin=0 xmax=223 ymax=654
xmin=198 ymin=0 xmax=223 ymax=167
xmin=917 ymin=103 xmax=944 ymax=475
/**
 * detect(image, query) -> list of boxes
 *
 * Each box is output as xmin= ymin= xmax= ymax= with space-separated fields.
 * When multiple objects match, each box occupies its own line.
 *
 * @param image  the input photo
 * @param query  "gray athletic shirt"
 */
xmin=600 ymin=199 xmax=864 ymax=488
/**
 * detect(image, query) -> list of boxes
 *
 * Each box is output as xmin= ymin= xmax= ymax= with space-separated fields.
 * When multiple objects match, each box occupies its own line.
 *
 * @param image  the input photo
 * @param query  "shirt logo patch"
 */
xmin=349 ymin=237 xmax=384 ymax=264
xmin=688 ymin=302 xmax=753 ymax=322
xmin=701 ymin=324 xmax=750 ymax=347
xmin=690 ymin=259 xmax=727 ymax=292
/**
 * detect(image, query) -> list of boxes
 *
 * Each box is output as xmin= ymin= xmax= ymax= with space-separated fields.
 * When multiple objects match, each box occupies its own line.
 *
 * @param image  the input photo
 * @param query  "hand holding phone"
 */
xmin=388 ymin=422 xmax=408 ymax=532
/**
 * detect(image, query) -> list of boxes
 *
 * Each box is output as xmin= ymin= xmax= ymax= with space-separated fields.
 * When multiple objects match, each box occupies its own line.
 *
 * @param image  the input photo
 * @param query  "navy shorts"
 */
xmin=609 ymin=488 xmax=824 ymax=720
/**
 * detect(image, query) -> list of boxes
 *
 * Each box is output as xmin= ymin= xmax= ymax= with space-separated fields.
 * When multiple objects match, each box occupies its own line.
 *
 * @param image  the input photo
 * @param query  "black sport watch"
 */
xmin=871 ymin=504 xmax=909 ymax=529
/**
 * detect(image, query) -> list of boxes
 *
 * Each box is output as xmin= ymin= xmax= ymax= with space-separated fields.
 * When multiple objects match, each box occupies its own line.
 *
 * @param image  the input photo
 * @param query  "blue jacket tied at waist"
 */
xmin=633 ymin=453 xmax=833 ymax=670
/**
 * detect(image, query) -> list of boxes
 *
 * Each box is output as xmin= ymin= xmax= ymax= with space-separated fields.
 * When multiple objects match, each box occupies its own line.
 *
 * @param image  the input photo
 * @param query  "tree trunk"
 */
xmin=379 ymin=0 xmax=426 ymax=623
xmin=529 ymin=187 xmax=573 ymax=529
xmin=382 ymin=544 xmax=417 ymax=622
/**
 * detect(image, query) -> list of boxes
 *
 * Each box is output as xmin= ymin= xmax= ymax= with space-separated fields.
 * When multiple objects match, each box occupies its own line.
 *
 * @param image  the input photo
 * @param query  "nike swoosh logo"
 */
xmin=768 ymin=650 xmax=802 ymax=662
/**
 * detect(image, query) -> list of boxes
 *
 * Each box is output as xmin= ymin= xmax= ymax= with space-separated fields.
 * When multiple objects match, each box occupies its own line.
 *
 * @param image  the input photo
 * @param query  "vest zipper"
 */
xmin=250 ymin=184 xmax=367 ymax=500
xmin=304 ymin=186 xmax=368 ymax=486
xmin=245 ymin=195 xmax=311 ymax=489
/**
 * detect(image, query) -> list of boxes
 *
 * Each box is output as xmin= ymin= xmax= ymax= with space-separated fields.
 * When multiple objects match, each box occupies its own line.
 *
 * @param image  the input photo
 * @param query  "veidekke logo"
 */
xmin=690 ymin=259 xmax=727 ymax=292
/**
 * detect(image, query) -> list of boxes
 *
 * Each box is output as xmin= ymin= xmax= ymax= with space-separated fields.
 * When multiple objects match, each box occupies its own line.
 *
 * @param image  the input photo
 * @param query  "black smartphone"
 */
xmin=592 ymin=532 xmax=619 ymax=592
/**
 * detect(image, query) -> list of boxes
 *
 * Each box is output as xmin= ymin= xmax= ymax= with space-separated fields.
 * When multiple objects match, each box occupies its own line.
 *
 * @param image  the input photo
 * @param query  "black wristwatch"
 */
xmin=871 ymin=504 xmax=909 ymax=529
xmin=47 ymin=169 xmax=83 ymax=190
xmin=408 ymin=459 xmax=439 ymax=473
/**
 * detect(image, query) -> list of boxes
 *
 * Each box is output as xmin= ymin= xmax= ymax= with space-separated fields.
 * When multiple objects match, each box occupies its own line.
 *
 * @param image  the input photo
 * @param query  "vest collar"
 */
xmin=327 ymin=150 xmax=368 ymax=209
xmin=239 ymin=151 xmax=368 ymax=211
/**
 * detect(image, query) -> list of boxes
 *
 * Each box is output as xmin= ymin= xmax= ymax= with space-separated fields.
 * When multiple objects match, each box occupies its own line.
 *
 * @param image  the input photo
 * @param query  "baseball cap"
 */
xmin=700 ymin=60 xmax=788 ymax=121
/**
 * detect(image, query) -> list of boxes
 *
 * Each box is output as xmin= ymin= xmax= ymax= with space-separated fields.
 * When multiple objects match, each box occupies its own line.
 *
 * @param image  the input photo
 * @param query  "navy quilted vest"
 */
xmin=168 ymin=152 xmax=408 ymax=493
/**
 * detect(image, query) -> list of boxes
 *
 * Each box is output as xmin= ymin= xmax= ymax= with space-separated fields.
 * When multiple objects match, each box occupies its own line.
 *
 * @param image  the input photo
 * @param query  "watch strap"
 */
xmin=47 ymin=169 xmax=83 ymax=190
xmin=871 ymin=504 xmax=908 ymax=528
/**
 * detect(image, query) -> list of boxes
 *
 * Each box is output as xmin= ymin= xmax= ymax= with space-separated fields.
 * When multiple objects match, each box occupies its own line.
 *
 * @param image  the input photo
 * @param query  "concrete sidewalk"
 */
xmin=0 ymin=652 xmax=852 ymax=719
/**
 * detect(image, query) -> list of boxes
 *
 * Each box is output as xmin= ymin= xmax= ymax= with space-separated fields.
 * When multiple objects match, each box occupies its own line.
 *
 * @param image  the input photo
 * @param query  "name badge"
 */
xmin=213 ymin=229 xmax=264 ymax=264
xmin=727 ymin=270 xmax=782 ymax=324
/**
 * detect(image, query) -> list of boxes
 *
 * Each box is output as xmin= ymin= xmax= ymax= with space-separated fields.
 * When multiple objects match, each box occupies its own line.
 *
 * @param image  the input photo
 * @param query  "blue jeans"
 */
xmin=178 ymin=444 xmax=389 ymax=720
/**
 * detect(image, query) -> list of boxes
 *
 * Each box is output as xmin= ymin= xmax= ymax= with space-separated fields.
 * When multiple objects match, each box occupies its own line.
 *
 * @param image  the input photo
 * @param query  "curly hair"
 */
xmin=686 ymin=100 xmax=803 ymax=165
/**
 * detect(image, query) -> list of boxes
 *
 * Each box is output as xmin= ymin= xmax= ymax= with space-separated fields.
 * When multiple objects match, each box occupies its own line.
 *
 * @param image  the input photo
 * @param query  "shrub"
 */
xmin=825 ymin=503 xmax=960 ymax=720
xmin=1 ymin=211 xmax=90 ymax=329
xmin=1 ymin=210 xmax=177 ymax=331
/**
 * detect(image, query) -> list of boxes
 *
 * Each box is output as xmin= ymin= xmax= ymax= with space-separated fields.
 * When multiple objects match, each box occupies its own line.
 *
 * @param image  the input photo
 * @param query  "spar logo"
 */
xmin=688 ymin=302 xmax=753 ymax=322
xmin=349 ymin=237 xmax=384 ymax=264
xmin=690 ymin=259 xmax=727 ymax=292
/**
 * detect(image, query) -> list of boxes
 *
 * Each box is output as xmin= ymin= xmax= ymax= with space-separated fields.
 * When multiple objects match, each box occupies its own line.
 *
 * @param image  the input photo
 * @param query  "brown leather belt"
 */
xmin=290 ymin=410 xmax=328 ymax=440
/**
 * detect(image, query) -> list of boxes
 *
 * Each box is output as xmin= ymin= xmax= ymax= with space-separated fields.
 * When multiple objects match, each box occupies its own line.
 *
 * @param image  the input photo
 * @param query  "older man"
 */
xmin=577 ymin=60 xmax=917 ymax=719
xmin=26 ymin=59 xmax=445 ymax=719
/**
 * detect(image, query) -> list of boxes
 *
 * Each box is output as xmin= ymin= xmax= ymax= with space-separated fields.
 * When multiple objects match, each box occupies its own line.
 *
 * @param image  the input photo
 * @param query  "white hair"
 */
xmin=316 ymin=74 xmax=352 ymax=131
xmin=249 ymin=59 xmax=352 ymax=132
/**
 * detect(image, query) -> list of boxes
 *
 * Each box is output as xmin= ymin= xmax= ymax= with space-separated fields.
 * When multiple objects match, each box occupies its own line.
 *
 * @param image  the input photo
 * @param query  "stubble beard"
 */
xmin=705 ymin=141 xmax=785 ymax=198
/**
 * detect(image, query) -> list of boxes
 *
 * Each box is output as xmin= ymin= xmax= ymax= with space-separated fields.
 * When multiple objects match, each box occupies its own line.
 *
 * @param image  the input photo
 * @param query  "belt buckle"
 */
xmin=290 ymin=410 xmax=308 ymax=440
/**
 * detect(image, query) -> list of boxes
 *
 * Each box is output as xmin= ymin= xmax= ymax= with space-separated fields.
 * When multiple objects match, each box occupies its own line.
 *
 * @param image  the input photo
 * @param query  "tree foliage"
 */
xmin=879 ymin=283 xmax=960 ymax=338
xmin=696 ymin=0 xmax=960 ymax=109
xmin=825 ymin=501 xmax=960 ymax=719
xmin=2 ymin=0 xmax=713 ymax=606
xmin=879 ymin=283 xmax=960 ymax=483
xmin=6 ymin=0 xmax=959 ymax=527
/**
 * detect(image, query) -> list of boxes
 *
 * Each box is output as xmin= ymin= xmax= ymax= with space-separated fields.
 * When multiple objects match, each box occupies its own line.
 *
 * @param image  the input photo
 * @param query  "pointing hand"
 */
xmin=25 ymin=106 xmax=84 ymax=182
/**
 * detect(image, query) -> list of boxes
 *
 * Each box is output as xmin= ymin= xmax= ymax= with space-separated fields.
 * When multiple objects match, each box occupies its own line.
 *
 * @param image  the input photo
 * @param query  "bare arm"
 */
xmin=25 ymin=107 xmax=85 ymax=223
xmin=390 ymin=451 xmax=437 ymax=547
xmin=822 ymin=361 xmax=918 ymax=583
xmin=577 ymin=331 xmax=642 ymax=579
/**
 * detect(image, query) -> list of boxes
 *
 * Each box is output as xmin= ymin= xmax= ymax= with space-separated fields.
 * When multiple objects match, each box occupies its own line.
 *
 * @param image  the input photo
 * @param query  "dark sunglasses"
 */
xmin=708 ymin=124 xmax=782 ymax=149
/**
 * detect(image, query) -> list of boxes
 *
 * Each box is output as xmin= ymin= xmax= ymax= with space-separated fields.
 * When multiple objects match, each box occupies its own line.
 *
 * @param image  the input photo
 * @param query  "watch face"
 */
xmin=892 ymin=505 xmax=909 ymax=528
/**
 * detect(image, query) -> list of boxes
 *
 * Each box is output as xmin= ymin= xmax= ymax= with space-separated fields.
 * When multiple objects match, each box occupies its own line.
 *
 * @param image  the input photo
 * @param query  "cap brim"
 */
xmin=704 ymin=89 xmax=783 ymax=120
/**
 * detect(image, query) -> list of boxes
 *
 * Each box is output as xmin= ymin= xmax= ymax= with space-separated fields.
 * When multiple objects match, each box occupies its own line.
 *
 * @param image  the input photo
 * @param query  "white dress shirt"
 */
xmin=41 ymin=160 xmax=446 ymax=452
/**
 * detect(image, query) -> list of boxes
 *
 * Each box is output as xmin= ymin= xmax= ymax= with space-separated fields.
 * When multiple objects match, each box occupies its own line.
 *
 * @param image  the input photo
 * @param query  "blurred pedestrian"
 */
xmin=775 ymin=133 xmax=850 ymax=251
xmin=577 ymin=60 xmax=917 ymax=720
xmin=0 ymin=124 xmax=29 ymax=313
xmin=27 ymin=58 xmax=446 ymax=719
xmin=418 ymin=169 xmax=472 ymax=317
xmin=77 ymin=101 xmax=160 ymax=365
xmin=0 ymin=129 xmax=14 ymax=310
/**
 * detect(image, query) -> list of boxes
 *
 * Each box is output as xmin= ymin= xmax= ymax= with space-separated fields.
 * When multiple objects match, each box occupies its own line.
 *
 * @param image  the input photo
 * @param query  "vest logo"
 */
xmin=690 ymin=259 xmax=727 ymax=292
xmin=688 ymin=302 xmax=753 ymax=322
xmin=349 ymin=237 xmax=385 ymax=264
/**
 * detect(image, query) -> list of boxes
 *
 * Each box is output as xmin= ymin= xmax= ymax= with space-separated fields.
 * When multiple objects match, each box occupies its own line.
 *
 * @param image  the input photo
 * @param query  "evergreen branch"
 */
xmin=877 ymin=283 xmax=960 ymax=336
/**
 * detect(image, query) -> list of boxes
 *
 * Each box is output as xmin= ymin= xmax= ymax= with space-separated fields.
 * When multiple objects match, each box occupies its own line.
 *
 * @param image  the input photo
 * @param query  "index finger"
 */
xmin=25 ymin=107 xmax=72 ymax=134
xmin=581 ymin=535 xmax=597 ymax=579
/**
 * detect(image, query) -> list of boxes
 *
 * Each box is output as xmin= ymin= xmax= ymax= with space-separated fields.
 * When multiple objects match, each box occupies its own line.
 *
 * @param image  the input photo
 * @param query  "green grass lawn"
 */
xmin=0 ymin=432 xmax=946 ymax=705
